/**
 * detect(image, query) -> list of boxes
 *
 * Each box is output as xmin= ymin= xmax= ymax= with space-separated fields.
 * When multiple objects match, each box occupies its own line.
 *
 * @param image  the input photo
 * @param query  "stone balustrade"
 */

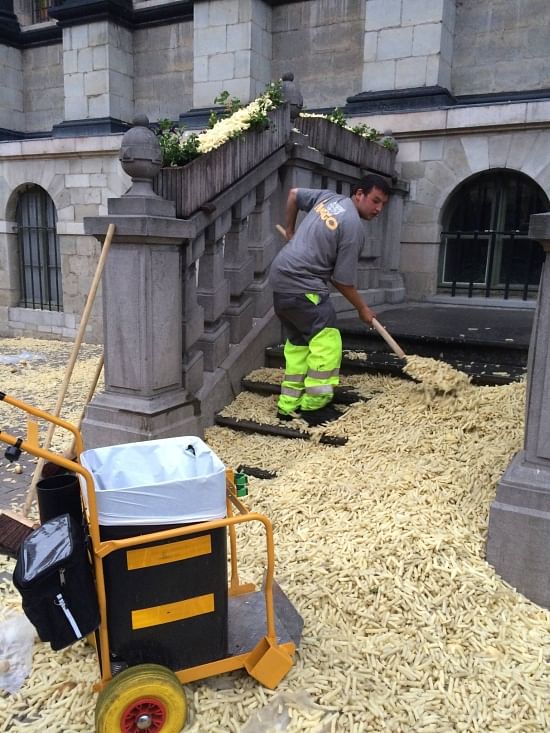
xmin=81 ymin=103 xmax=405 ymax=446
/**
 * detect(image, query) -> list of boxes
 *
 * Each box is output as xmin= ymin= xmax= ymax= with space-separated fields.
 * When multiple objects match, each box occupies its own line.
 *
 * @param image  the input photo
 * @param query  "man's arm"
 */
xmin=284 ymin=188 xmax=299 ymax=241
xmin=331 ymin=281 xmax=376 ymax=325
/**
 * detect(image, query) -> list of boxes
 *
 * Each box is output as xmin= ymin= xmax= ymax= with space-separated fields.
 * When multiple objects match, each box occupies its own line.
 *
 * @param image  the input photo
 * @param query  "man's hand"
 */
xmin=357 ymin=304 xmax=376 ymax=325
xmin=331 ymin=281 xmax=376 ymax=324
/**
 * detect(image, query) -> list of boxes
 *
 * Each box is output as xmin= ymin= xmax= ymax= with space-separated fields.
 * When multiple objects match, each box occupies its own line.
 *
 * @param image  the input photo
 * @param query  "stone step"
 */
xmin=264 ymin=345 xmax=526 ymax=385
xmin=213 ymin=414 xmax=347 ymax=446
xmin=241 ymin=379 xmax=370 ymax=405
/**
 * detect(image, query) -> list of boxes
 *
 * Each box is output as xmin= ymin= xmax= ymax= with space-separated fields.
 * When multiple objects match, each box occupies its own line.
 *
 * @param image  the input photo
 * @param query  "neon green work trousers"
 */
xmin=273 ymin=292 xmax=342 ymax=414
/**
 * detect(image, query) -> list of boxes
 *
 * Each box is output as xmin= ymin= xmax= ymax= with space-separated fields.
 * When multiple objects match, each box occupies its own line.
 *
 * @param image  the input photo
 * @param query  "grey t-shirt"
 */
xmin=269 ymin=189 xmax=365 ymax=294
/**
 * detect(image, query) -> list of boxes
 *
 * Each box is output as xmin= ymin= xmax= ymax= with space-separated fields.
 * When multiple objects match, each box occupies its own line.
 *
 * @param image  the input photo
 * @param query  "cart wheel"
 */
xmin=95 ymin=664 xmax=187 ymax=733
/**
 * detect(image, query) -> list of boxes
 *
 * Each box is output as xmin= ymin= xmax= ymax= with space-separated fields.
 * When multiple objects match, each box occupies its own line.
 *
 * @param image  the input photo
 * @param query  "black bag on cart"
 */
xmin=13 ymin=513 xmax=100 ymax=651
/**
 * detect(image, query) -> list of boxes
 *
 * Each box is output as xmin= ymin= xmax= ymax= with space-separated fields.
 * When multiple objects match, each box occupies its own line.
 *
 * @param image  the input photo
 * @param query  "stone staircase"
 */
xmin=212 ymin=303 xmax=533 ymax=449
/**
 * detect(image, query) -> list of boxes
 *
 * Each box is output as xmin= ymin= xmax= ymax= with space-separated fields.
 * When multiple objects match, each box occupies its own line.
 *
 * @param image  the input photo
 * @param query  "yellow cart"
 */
xmin=0 ymin=392 xmax=302 ymax=733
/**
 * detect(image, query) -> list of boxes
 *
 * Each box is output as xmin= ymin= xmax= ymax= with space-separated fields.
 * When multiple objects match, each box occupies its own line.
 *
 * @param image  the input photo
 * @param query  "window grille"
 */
xmin=32 ymin=0 xmax=52 ymax=24
xmin=438 ymin=171 xmax=548 ymax=300
xmin=16 ymin=186 xmax=63 ymax=311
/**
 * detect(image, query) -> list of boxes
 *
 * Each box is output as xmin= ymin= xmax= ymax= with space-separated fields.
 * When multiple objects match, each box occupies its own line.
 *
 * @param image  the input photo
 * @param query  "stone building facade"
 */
xmin=0 ymin=0 xmax=549 ymax=342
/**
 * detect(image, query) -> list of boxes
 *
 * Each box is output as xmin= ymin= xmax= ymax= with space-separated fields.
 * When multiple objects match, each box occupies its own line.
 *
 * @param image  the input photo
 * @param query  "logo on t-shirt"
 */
xmin=313 ymin=199 xmax=344 ymax=231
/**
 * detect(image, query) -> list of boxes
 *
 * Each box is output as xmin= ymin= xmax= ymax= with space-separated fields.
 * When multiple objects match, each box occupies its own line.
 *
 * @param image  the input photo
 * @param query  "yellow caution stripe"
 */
xmin=131 ymin=593 xmax=215 ymax=630
xmin=126 ymin=535 xmax=212 ymax=570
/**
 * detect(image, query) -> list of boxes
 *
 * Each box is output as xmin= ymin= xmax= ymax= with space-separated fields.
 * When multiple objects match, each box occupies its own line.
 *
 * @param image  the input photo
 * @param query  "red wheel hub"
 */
xmin=120 ymin=697 xmax=167 ymax=733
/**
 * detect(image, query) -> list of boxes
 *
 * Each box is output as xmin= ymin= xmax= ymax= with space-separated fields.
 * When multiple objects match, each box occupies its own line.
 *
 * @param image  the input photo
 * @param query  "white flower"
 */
xmin=299 ymin=112 xmax=329 ymax=120
xmin=187 ymin=92 xmax=274 ymax=155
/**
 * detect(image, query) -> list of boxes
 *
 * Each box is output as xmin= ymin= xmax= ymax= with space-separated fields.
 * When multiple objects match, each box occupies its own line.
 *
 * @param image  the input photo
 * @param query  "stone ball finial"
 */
xmin=119 ymin=114 xmax=163 ymax=197
xmin=380 ymin=129 xmax=399 ymax=154
xmin=281 ymin=71 xmax=303 ymax=122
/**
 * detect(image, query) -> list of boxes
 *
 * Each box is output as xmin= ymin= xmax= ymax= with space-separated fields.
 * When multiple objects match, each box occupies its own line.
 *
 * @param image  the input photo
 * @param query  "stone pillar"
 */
xmin=223 ymin=196 xmax=256 ymax=344
xmin=486 ymin=213 xmax=550 ymax=608
xmin=0 ymin=2 xmax=23 ymax=134
xmin=362 ymin=0 xmax=456 ymax=93
xmin=196 ymin=213 xmax=231 ymax=371
xmin=0 ymin=219 xmax=19 ymax=313
xmin=49 ymin=0 xmax=134 ymax=136
xmin=193 ymin=0 xmax=272 ymax=108
xmin=246 ymin=170 xmax=280 ymax=318
xmin=281 ymin=71 xmax=303 ymax=123
xmin=82 ymin=115 xmax=202 ymax=448
xmin=379 ymin=177 xmax=408 ymax=303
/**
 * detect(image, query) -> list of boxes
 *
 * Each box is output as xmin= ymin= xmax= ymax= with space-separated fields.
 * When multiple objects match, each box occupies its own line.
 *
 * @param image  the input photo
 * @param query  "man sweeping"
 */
xmin=270 ymin=174 xmax=391 ymax=426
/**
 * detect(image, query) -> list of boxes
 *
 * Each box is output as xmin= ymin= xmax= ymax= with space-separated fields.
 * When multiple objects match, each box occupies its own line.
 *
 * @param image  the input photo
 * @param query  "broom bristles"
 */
xmin=0 ymin=512 xmax=35 ymax=556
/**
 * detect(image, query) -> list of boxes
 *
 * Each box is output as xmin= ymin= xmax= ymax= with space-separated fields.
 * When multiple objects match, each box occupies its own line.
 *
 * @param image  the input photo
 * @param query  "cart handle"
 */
xmin=1 ymin=392 xmax=85 ymax=457
xmin=0 ymin=393 xmax=100 ymax=538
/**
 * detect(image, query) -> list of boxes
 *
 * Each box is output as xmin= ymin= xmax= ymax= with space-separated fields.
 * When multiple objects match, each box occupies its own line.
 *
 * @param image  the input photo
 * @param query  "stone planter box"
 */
xmin=296 ymin=116 xmax=395 ymax=176
xmin=153 ymin=104 xmax=291 ymax=218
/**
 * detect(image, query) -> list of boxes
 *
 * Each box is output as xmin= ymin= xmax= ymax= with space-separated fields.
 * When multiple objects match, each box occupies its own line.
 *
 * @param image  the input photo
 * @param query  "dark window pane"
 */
xmin=499 ymin=237 xmax=545 ymax=286
xmin=16 ymin=186 xmax=62 ymax=311
xmin=440 ymin=171 xmax=549 ymax=300
xmin=33 ymin=1 xmax=52 ymax=23
xmin=443 ymin=236 xmax=489 ymax=284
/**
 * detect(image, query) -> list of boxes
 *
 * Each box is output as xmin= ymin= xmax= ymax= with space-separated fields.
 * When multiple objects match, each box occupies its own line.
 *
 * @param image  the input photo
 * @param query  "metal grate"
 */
xmin=32 ymin=0 xmax=52 ymax=24
xmin=439 ymin=230 xmax=544 ymax=300
xmin=16 ymin=187 xmax=63 ymax=311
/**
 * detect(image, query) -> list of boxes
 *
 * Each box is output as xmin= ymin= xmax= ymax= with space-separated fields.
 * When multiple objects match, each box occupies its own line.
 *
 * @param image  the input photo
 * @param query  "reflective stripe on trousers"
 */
xmin=277 ymin=341 xmax=308 ymax=413
xmin=301 ymin=327 xmax=342 ymax=411
xmin=278 ymin=327 xmax=342 ymax=413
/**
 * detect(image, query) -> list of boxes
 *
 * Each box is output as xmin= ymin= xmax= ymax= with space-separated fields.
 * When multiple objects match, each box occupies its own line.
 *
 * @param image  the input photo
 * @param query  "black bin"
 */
xmin=36 ymin=473 xmax=83 ymax=526
xmin=100 ymin=521 xmax=228 ymax=671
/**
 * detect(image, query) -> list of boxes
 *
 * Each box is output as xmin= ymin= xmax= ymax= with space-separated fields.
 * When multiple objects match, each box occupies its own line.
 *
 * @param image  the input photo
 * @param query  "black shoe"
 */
xmin=334 ymin=386 xmax=362 ymax=404
xmin=277 ymin=409 xmax=300 ymax=422
xmin=300 ymin=404 xmax=343 ymax=427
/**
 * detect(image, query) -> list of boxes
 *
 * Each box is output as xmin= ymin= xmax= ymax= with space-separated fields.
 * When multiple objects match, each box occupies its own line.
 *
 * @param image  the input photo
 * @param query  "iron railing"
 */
xmin=32 ymin=0 xmax=53 ymax=24
xmin=17 ymin=190 xmax=63 ymax=311
xmin=439 ymin=230 xmax=545 ymax=300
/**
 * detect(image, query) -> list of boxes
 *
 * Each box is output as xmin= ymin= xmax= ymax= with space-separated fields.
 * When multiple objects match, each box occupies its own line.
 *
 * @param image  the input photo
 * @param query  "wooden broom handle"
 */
xmin=67 ymin=353 xmax=104 ymax=457
xmin=24 ymin=224 xmax=115 ymax=516
xmin=371 ymin=318 xmax=407 ymax=360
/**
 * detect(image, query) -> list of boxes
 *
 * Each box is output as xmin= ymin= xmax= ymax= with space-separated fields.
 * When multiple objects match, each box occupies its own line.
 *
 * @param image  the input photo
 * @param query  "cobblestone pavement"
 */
xmin=0 ymin=337 xmax=103 ymax=513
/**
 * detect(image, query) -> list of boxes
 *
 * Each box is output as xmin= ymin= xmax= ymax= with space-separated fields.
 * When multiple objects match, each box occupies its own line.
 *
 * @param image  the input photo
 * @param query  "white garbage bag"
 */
xmin=79 ymin=436 xmax=226 ymax=526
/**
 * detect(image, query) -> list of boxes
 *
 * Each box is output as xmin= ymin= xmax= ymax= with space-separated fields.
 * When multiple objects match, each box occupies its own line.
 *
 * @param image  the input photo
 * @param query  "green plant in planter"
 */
xmin=207 ymin=91 xmax=243 ymax=128
xmin=156 ymin=80 xmax=284 ymax=166
xmin=349 ymin=122 xmax=381 ymax=142
xmin=381 ymin=137 xmax=399 ymax=152
xmin=156 ymin=119 xmax=201 ymax=167
xmin=300 ymin=109 xmax=380 ymax=143
xmin=327 ymin=107 xmax=347 ymax=127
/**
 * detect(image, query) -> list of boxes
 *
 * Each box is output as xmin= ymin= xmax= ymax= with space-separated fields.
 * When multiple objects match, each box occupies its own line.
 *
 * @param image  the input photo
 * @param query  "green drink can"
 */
xmin=235 ymin=472 xmax=249 ymax=498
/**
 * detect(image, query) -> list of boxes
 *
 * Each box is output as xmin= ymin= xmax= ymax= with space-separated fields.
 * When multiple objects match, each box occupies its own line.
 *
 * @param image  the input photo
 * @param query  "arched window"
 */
xmin=16 ymin=186 xmax=63 ymax=311
xmin=439 ymin=170 xmax=548 ymax=299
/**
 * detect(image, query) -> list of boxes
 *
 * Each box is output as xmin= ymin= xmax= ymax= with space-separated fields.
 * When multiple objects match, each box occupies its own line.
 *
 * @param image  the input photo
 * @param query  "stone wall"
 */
xmin=13 ymin=0 xmax=33 ymax=27
xmin=134 ymin=22 xmax=194 ymax=121
xmin=0 ymin=45 xmax=23 ymax=131
xmin=452 ymin=0 xmax=550 ymax=95
xmin=63 ymin=21 xmax=134 ymax=122
xmin=360 ymin=0 xmax=456 ymax=93
xmin=193 ymin=0 xmax=273 ymax=108
xmin=0 ymin=136 xmax=129 ymax=342
xmin=272 ymin=0 xmax=365 ymax=108
xmin=23 ymin=43 xmax=64 ymax=132
xmin=6 ymin=0 xmax=550 ymax=129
